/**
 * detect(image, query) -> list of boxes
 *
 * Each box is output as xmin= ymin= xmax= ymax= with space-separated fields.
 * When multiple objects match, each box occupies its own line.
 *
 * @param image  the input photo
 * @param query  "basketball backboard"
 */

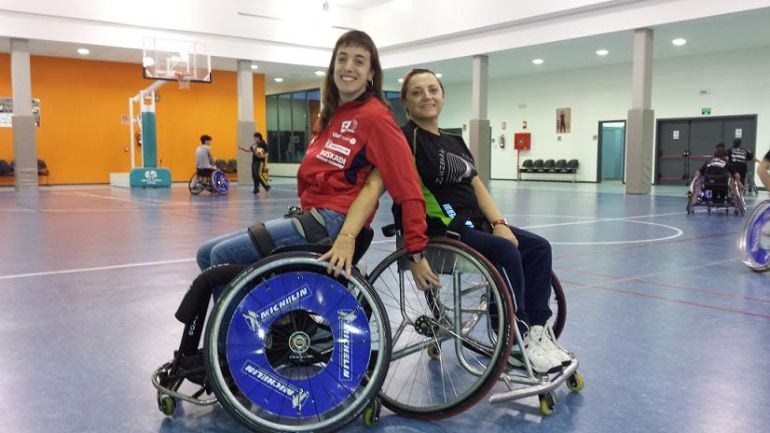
xmin=142 ymin=37 xmax=212 ymax=84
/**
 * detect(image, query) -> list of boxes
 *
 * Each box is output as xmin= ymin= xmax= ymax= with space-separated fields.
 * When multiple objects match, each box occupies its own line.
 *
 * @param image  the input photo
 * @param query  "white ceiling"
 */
xmin=2 ymin=6 xmax=770 ymax=94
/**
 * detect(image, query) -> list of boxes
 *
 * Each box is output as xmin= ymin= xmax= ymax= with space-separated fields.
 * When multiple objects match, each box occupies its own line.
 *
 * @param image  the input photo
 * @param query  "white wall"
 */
xmin=439 ymin=46 xmax=770 ymax=184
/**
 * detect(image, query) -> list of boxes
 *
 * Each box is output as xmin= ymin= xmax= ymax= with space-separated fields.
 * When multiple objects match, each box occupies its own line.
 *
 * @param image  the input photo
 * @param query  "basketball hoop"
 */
xmin=174 ymin=71 xmax=193 ymax=90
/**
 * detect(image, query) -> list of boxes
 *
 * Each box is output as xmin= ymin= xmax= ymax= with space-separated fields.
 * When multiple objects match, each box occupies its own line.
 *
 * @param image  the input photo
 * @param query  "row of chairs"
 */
xmin=214 ymin=159 xmax=237 ymax=174
xmin=0 ymin=159 xmax=50 ymax=185
xmin=520 ymin=159 xmax=579 ymax=174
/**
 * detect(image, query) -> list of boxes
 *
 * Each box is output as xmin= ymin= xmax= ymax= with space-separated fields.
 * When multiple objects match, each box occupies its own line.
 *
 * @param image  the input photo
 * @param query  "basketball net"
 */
xmin=174 ymin=71 xmax=193 ymax=90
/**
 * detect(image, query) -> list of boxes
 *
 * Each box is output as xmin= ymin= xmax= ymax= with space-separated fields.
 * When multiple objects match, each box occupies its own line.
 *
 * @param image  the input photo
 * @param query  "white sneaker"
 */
xmin=543 ymin=325 xmax=574 ymax=365
xmin=530 ymin=325 xmax=573 ymax=366
xmin=521 ymin=328 xmax=562 ymax=373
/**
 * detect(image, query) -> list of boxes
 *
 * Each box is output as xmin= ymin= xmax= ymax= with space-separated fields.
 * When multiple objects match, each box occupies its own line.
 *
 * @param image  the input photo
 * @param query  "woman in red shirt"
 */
xmin=196 ymin=30 xmax=438 ymax=289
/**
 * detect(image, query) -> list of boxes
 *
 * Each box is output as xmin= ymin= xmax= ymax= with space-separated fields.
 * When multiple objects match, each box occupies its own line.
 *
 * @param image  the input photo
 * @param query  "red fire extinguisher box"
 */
xmin=514 ymin=132 xmax=531 ymax=150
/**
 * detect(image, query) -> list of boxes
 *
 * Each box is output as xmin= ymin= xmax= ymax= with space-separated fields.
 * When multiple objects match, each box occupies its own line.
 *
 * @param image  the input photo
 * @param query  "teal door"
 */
xmin=599 ymin=121 xmax=626 ymax=181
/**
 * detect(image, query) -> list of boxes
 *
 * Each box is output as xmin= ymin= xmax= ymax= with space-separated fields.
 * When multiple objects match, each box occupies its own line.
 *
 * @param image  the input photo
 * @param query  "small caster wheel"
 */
xmin=566 ymin=372 xmax=585 ymax=392
xmin=538 ymin=393 xmax=556 ymax=416
xmin=157 ymin=392 xmax=176 ymax=416
xmin=427 ymin=343 xmax=441 ymax=360
xmin=362 ymin=398 xmax=382 ymax=427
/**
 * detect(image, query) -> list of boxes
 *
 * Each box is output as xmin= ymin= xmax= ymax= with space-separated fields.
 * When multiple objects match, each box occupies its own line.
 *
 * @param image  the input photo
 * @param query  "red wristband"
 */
xmin=491 ymin=218 xmax=508 ymax=227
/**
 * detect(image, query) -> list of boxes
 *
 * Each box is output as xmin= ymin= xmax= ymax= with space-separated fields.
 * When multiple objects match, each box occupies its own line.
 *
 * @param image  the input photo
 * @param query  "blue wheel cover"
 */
xmin=747 ymin=206 xmax=770 ymax=265
xmin=212 ymin=171 xmax=229 ymax=194
xmin=225 ymin=271 xmax=372 ymax=418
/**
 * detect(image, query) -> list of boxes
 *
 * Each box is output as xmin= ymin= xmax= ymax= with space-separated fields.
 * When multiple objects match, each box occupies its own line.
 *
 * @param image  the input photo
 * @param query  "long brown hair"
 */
xmin=318 ymin=30 xmax=388 ymax=132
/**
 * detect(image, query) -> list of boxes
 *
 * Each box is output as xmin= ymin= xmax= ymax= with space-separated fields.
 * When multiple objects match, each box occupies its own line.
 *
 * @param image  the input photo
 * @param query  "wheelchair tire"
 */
xmin=738 ymin=199 xmax=770 ymax=272
xmin=203 ymin=253 xmax=391 ymax=433
xmin=687 ymin=177 xmax=703 ymax=215
xmin=211 ymin=170 xmax=230 ymax=195
xmin=367 ymin=237 xmax=515 ymax=420
xmin=550 ymin=271 xmax=567 ymax=339
xmin=189 ymin=173 xmax=204 ymax=195
xmin=730 ymin=179 xmax=746 ymax=216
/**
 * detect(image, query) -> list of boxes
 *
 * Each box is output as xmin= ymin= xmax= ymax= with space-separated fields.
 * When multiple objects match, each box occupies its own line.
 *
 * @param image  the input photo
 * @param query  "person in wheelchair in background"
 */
xmin=728 ymin=138 xmax=755 ymax=187
xmin=398 ymin=68 xmax=572 ymax=374
xmin=195 ymin=134 xmax=217 ymax=184
xmin=693 ymin=144 xmax=741 ymax=203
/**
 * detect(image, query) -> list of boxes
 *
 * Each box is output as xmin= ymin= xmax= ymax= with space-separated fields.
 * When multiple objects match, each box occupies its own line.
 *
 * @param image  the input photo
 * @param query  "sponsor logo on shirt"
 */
xmin=331 ymin=131 xmax=357 ymax=145
xmin=325 ymin=140 xmax=351 ymax=155
xmin=340 ymin=119 xmax=358 ymax=134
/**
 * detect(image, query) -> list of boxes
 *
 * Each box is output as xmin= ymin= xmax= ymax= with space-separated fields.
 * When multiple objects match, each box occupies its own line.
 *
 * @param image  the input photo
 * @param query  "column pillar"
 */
xmin=236 ymin=60 xmax=256 ymax=186
xmin=625 ymin=28 xmax=655 ymax=195
xmin=469 ymin=55 xmax=490 ymax=185
xmin=11 ymin=38 xmax=37 ymax=190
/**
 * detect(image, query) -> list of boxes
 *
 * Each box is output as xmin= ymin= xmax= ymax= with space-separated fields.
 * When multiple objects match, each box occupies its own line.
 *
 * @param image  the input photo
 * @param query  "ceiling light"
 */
xmin=672 ymin=38 xmax=687 ymax=46
xmin=397 ymin=78 xmax=404 ymax=83
xmin=250 ymin=64 xmax=258 ymax=70
xmin=435 ymin=73 xmax=443 ymax=78
xmin=314 ymin=70 xmax=326 ymax=76
xmin=532 ymin=58 xmax=544 ymax=65
xmin=77 ymin=48 xmax=90 ymax=55
xmin=274 ymin=77 xmax=284 ymax=82
xmin=595 ymin=49 xmax=609 ymax=56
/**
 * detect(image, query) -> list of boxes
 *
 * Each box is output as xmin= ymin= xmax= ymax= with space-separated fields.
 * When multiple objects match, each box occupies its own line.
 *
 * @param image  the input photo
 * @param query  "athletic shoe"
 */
xmin=519 ymin=329 xmax=563 ymax=373
xmin=529 ymin=325 xmax=573 ymax=366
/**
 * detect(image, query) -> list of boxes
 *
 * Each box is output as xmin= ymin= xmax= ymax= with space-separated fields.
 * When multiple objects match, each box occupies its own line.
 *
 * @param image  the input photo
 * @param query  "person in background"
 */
xmin=240 ymin=132 xmax=271 ymax=193
xmin=195 ymin=134 xmax=216 ymax=178
xmin=196 ymin=30 xmax=439 ymax=291
xmin=398 ymin=68 xmax=572 ymax=374
xmin=728 ymin=138 xmax=755 ymax=186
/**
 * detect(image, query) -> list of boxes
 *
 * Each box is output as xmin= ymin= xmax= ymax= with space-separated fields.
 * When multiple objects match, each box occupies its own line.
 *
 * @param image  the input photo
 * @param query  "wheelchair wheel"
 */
xmin=367 ymin=237 xmax=515 ymax=420
xmin=738 ymin=199 xmax=770 ymax=272
xmin=204 ymin=253 xmax=391 ymax=433
xmin=549 ymin=271 xmax=567 ymax=339
xmin=687 ymin=176 xmax=702 ymax=215
xmin=211 ymin=170 xmax=230 ymax=195
xmin=189 ymin=173 xmax=204 ymax=195
xmin=730 ymin=179 xmax=746 ymax=216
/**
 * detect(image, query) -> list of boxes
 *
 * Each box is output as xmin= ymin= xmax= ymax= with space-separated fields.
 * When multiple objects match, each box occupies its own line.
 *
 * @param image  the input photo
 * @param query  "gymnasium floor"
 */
xmin=1 ymin=179 xmax=768 ymax=433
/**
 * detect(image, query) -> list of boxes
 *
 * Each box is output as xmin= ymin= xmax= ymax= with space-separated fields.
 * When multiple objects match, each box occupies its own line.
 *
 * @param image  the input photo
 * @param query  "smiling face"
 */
xmin=333 ymin=44 xmax=374 ymax=103
xmin=403 ymin=72 xmax=445 ymax=123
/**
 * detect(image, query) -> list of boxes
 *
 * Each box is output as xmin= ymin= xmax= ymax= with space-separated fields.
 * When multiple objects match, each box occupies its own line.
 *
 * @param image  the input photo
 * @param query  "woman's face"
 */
xmin=404 ymin=73 xmax=444 ymax=122
xmin=333 ymin=45 xmax=374 ymax=103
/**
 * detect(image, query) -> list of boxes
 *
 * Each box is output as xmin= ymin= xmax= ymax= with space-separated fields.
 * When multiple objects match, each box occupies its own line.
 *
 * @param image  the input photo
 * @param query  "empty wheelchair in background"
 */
xmin=738 ymin=198 xmax=770 ymax=272
xmin=687 ymin=173 xmax=745 ymax=216
xmin=189 ymin=168 xmax=230 ymax=195
xmin=367 ymin=226 xmax=581 ymax=419
xmin=152 ymin=227 xmax=392 ymax=433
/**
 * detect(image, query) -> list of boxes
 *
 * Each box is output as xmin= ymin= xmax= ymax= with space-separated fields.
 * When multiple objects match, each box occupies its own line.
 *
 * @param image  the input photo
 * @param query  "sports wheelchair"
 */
xmin=189 ymin=168 xmax=230 ymax=195
xmin=152 ymin=227 xmax=391 ymax=433
xmin=687 ymin=173 xmax=745 ymax=216
xmin=368 ymin=225 xmax=582 ymax=419
xmin=739 ymin=198 xmax=770 ymax=272
xmin=153 ymin=222 xmax=582 ymax=431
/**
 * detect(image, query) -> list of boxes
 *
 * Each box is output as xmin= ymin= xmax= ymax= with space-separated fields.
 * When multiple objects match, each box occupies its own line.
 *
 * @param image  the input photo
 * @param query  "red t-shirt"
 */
xmin=298 ymin=96 xmax=428 ymax=253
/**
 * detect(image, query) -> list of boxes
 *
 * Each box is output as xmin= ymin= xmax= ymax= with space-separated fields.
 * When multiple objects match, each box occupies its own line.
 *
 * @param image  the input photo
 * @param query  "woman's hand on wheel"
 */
xmin=409 ymin=258 xmax=442 ymax=291
xmin=319 ymin=234 xmax=356 ymax=278
xmin=493 ymin=224 xmax=519 ymax=247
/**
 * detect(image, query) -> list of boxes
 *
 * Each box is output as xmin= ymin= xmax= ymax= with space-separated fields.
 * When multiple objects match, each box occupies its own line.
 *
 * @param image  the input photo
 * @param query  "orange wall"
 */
xmin=0 ymin=54 xmax=266 ymax=184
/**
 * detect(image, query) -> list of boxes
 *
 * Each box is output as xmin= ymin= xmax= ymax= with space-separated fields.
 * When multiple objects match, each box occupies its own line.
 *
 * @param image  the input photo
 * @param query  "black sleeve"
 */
xmin=747 ymin=150 xmax=754 ymax=161
xmin=764 ymin=149 xmax=770 ymax=162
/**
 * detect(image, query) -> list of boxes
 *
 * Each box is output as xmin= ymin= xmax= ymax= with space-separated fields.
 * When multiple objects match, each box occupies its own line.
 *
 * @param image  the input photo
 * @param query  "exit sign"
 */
xmin=701 ymin=107 xmax=712 ymax=115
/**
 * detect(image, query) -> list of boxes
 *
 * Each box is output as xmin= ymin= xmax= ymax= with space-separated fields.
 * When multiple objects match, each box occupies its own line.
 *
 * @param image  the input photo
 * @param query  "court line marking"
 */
xmin=0 ymin=258 xmax=195 ymax=281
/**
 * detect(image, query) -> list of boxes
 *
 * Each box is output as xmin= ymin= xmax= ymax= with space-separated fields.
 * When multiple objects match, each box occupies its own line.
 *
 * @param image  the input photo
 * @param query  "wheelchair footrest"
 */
xmin=488 ymin=358 xmax=580 ymax=404
xmin=152 ymin=359 xmax=218 ymax=407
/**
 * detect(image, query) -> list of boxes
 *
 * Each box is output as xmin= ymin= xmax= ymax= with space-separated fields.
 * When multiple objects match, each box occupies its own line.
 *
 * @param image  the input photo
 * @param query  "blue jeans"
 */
xmin=196 ymin=208 xmax=347 ymax=270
